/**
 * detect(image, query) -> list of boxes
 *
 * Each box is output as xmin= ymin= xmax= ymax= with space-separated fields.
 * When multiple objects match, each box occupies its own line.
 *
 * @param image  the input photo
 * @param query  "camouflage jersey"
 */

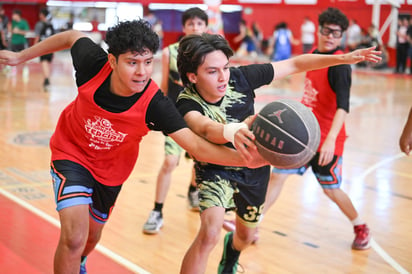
xmin=176 ymin=64 xmax=273 ymax=183
xmin=167 ymin=42 xmax=183 ymax=103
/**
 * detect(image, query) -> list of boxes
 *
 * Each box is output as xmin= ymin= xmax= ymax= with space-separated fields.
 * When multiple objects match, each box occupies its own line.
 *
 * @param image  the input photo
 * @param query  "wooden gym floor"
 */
xmin=0 ymin=50 xmax=411 ymax=274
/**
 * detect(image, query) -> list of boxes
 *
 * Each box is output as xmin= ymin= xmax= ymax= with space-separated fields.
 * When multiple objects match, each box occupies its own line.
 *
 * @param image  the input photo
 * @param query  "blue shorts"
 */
xmin=50 ymin=160 xmax=122 ymax=224
xmin=272 ymin=153 xmax=343 ymax=189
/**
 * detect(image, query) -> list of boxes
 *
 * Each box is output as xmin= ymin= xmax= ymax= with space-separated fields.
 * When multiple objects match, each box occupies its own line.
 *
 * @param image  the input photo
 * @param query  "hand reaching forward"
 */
xmin=344 ymin=46 xmax=382 ymax=64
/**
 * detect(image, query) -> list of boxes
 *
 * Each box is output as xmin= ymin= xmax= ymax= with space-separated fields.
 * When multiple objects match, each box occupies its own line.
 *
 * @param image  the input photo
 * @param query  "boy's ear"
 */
xmin=108 ymin=53 xmax=117 ymax=68
xmin=187 ymin=72 xmax=197 ymax=84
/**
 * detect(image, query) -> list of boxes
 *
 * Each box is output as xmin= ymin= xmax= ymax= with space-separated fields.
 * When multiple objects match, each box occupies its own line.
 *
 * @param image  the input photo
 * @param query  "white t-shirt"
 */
xmin=301 ymin=20 xmax=315 ymax=44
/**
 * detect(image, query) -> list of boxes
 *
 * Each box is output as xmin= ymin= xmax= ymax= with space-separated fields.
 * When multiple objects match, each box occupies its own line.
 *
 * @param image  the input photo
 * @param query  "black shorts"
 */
xmin=40 ymin=53 xmax=53 ymax=62
xmin=196 ymin=164 xmax=270 ymax=227
xmin=11 ymin=43 xmax=26 ymax=52
xmin=50 ymin=160 xmax=122 ymax=224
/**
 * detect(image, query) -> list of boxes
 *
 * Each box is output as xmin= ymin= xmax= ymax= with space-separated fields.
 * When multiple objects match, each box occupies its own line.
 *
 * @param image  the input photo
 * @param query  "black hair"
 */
xmin=40 ymin=8 xmax=49 ymax=17
xmin=181 ymin=7 xmax=208 ymax=26
xmin=177 ymin=33 xmax=233 ymax=87
xmin=318 ymin=7 xmax=349 ymax=31
xmin=12 ymin=9 xmax=22 ymax=16
xmin=105 ymin=19 xmax=159 ymax=58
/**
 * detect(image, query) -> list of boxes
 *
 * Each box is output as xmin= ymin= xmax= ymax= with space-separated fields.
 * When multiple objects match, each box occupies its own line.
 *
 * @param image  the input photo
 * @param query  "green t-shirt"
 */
xmin=11 ymin=19 xmax=29 ymax=45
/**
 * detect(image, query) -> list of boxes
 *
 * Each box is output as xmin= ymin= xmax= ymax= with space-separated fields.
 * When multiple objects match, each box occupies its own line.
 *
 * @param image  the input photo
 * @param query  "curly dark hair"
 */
xmin=105 ymin=19 xmax=159 ymax=58
xmin=177 ymin=33 xmax=233 ymax=87
xmin=318 ymin=7 xmax=349 ymax=31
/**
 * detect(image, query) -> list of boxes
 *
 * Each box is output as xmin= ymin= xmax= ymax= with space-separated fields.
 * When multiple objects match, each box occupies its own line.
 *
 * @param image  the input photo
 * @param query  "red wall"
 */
xmin=238 ymin=2 xmax=412 ymax=54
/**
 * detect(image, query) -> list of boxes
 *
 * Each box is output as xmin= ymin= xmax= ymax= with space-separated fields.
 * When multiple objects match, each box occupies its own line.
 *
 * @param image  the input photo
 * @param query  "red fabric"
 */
xmin=301 ymin=50 xmax=347 ymax=156
xmin=50 ymin=61 xmax=158 ymax=186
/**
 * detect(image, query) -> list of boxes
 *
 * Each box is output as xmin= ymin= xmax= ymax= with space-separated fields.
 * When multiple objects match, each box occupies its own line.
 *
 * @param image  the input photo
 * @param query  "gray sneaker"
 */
xmin=188 ymin=189 xmax=200 ymax=211
xmin=142 ymin=210 xmax=163 ymax=234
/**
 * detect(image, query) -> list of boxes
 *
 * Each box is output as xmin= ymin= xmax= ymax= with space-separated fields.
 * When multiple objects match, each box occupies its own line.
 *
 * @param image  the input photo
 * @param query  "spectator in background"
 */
xmin=0 ymin=5 xmax=9 ymax=31
xmin=9 ymin=9 xmax=29 ymax=52
xmin=395 ymin=17 xmax=409 ymax=74
xmin=301 ymin=16 xmax=316 ymax=53
xmin=268 ymin=21 xmax=299 ymax=61
xmin=251 ymin=21 xmax=264 ymax=55
xmin=34 ymin=7 xmax=55 ymax=88
xmin=233 ymin=19 xmax=257 ymax=58
xmin=6 ymin=9 xmax=29 ymax=76
xmin=60 ymin=12 xmax=74 ymax=32
xmin=406 ymin=17 xmax=412 ymax=74
xmin=0 ymin=14 xmax=7 ymax=50
xmin=152 ymin=19 xmax=163 ymax=52
xmin=346 ymin=19 xmax=361 ymax=51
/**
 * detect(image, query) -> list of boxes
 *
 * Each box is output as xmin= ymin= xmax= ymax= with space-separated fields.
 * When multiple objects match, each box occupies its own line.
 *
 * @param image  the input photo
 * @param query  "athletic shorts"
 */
xmin=40 ymin=53 xmax=53 ymax=62
xmin=50 ymin=160 xmax=122 ymax=224
xmin=272 ymin=153 xmax=343 ymax=189
xmin=11 ymin=43 xmax=26 ymax=52
xmin=196 ymin=164 xmax=270 ymax=228
xmin=164 ymin=136 xmax=183 ymax=156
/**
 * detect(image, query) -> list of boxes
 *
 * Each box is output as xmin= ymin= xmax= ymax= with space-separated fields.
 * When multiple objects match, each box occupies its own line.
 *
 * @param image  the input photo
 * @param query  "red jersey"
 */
xmin=301 ymin=50 xmax=347 ymax=156
xmin=50 ymin=61 xmax=158 ymax=186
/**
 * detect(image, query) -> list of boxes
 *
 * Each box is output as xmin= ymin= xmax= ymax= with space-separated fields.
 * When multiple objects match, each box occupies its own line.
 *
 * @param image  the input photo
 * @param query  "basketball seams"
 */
xmin=252 ymin=99 xmax=321 ymax=169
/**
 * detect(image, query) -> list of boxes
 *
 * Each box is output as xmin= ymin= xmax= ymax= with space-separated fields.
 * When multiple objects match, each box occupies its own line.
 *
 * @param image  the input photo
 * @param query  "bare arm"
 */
xmin=318 ymin=108 xmax=347 ymax=166
xmin=0 ymin=30 xmax=86 ymax=66
xmin=399 ymin=107 xmax=412 ymax=156
xmin=169 ymin=127 xmax=267 ymax=168
xmin=183 ymin=111 xmax=257 ymax=160
xmin=272 ymin=46 xmax=381 ymax=80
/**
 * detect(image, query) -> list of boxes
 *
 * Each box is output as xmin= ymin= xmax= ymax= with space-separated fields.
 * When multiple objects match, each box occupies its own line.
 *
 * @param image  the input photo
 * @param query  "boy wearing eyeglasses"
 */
xmin=251 ymin=7 xmax=372 ymax=250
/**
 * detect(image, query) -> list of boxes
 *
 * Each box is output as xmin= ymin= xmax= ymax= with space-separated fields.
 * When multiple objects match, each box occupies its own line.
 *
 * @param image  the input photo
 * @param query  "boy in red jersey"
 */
xmin=239 ymin=7 xmax=372 ymax=251
xmin=0 ymin=19 xmax=267 ymax=273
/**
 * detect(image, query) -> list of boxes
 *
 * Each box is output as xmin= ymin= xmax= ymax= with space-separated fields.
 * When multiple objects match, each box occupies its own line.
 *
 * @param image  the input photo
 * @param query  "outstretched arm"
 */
xmin=169 ymin=127 xmax=267 ymax=168
xmin=272 ymin=46 xmax=381 ymax=80
xmin=400 ymin=107 xmax=412 ymax=156
xmin=0 ymin=30 xmax=86 ymax=66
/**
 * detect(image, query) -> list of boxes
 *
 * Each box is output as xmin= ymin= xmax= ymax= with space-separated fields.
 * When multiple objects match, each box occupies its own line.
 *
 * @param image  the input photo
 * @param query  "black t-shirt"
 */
xmin=177 ymin=63 xmax=274 ymax=118
xmin=70 ymin=37 xmax=186 ymax=134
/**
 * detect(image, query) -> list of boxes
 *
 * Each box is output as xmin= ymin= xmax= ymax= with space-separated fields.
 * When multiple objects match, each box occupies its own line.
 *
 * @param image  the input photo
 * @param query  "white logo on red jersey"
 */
xmin=85 ymin=116 xmax=127 ymax=150
xmin=301 ymin=78 xmax=318 ymax=110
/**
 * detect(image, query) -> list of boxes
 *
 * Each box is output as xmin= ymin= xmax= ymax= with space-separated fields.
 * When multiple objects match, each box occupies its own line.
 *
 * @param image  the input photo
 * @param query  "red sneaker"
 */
xmin=352 ymin=224 xmax=371 ymax=250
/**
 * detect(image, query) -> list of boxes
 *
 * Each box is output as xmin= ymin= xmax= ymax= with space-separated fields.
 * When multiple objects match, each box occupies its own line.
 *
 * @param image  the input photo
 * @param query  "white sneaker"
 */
xmin=142 ymin=210 xmax=163 ymax=234
xmin=188 ymin=189 xmax=200 ymax=211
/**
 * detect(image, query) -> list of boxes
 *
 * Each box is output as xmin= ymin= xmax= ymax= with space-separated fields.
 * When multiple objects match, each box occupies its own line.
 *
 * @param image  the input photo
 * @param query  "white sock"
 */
xmin=351 ymin=216 xmax=365 ymax=226
xmin=258 ymin=214 xmax=264 ymax=223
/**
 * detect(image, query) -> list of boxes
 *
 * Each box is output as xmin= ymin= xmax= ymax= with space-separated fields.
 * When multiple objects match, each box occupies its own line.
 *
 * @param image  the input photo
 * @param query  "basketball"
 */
xmin=251 ymin=99 xmax=320 ymax=169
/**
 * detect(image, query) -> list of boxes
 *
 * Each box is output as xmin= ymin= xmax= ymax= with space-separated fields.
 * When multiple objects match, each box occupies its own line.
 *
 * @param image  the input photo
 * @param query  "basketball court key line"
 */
xmin=0 ymin=187 xmax=151 ymax=274
xmin=354 ymin=153 xmax=409 ymax=274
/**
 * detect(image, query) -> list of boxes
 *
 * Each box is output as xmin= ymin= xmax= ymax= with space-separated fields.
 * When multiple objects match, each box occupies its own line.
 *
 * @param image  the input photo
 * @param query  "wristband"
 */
xmin=223 ymin=122 xmax=248 ymax=144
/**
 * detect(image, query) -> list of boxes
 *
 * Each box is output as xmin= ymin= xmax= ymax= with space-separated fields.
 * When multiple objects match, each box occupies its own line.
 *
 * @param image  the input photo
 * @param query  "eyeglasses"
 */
xmin=320 ymin=26 xmax=343 ymax=38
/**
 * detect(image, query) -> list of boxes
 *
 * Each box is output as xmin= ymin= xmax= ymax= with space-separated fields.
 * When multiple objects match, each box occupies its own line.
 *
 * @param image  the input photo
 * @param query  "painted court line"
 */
xmin=355 ymin=153 xmax=410 ymax=274
xmin=0 ymin=187 xmax=151 ymax=274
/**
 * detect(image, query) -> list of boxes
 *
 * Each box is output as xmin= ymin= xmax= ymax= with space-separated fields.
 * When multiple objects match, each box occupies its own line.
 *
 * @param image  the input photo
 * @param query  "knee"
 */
xmin=236 ymin=228 xmax=257 ymax=246
xmin=198 ymin=227 xmax=221 ymax=249
xmin=59 ymin=230 xmax=88 ymax=253
xmin=161 ymin=156 xmax=179 ymax=173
